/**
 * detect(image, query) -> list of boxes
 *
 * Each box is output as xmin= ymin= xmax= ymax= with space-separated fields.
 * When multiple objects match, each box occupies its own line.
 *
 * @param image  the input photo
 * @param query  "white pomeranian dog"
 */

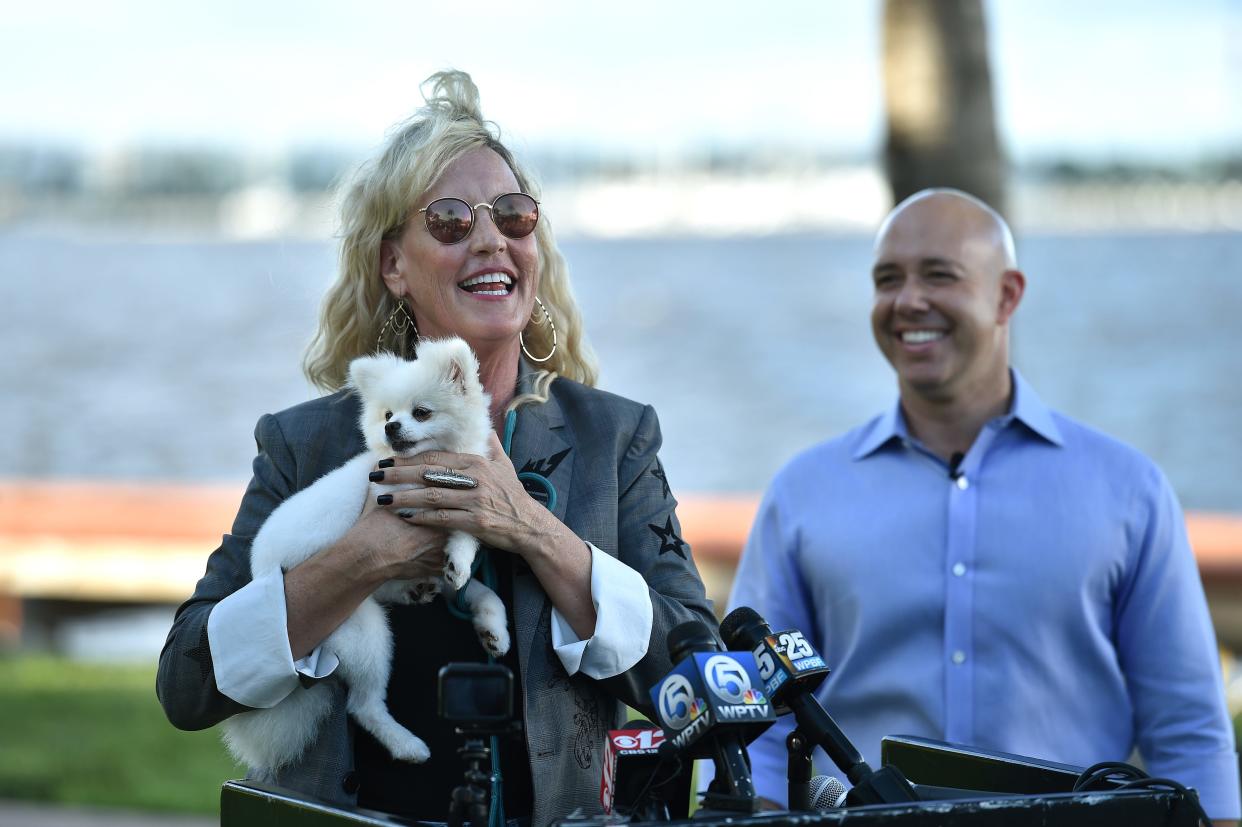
xmin=221 ymin=337 xmax=509 ymax=774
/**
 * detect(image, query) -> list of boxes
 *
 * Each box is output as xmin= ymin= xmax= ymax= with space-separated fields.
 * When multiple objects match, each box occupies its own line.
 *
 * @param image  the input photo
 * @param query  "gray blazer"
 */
xmin=157 ymin=372 xmax=715 ymax=826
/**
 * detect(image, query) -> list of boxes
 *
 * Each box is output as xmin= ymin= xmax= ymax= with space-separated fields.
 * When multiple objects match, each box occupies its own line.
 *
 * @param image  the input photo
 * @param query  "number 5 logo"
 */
xmin=658 ymin=675 xmax=695 ymax=730
xmin=704 ymin=655 xmax=752 ymax=703
xmin=753 ymin=644 xmax=776 ymax=681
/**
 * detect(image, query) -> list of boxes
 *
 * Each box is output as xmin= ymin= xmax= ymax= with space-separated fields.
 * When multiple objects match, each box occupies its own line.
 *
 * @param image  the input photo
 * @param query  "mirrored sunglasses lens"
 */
xmin=492 ymin=194 xmax=539 ymax=239
xmin=425 ymin=199 xmax=472 ymax=243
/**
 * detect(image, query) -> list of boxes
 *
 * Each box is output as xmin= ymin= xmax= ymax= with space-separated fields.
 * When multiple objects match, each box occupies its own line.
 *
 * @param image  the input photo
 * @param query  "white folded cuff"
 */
xmin=551 ymin=542 xmax=653 ymax=678
xmin=206 ymin=569 xmax=339 ymax=708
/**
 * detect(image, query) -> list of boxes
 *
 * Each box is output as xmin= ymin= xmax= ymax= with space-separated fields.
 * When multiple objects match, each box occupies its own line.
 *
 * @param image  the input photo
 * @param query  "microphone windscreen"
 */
xmin=719 ymin=606 xmax=768 ymax=649
xmin=666 ymin=619 xmax=720 ymax=664
xmin=810 ymin=775 xmax=848 ymax=810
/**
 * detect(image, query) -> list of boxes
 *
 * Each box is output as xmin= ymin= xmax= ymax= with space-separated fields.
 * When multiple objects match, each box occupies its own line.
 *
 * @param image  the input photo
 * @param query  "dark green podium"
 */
xmin=221 ymin=779 xmax=1198 ymax=827
xmin=220 ymin=733 xmax=1205 ymax=827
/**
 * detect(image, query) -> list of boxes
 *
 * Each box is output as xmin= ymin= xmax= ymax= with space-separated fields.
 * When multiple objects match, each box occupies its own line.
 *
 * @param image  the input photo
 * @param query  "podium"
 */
xmin=220 ymin=737 xmax=1201 ymax=827
xmin=222 ymin=780 xmax=427 ymax=826
xmin=221 ymin=778 xmax=1199 ymax=827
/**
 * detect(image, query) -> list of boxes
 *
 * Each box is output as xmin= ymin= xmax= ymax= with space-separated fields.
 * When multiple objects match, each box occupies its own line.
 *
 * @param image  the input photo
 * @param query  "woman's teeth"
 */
xmin=901 ymin=330 xmax=946 ymax=344
xmin=459 ymin=272 xmax=513 ymax=295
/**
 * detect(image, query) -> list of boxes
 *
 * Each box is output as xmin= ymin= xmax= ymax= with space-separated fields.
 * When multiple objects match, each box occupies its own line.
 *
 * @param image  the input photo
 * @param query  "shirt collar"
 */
xmin=852 ymin=368 xmax=1063 ymax=461
xmin=852 ymin=400 xmax=909 ymax=460
xmin=1003 ymin=368 xmax=1064 ymax=446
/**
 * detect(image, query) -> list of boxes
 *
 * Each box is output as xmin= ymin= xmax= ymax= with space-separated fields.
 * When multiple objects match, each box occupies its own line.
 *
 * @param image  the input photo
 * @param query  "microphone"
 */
xmin=719 ymin=606 xmax=869 ymax=784
xmin=948 ymin=451 xmax=965 ymax=480
xmin=650 ymin=620 xmax=775 ymax=813
xmin=719 ymin=607 xmax=919 ymax=806
xmin=809 ymin=775 xmax=848 ymax=810
xmin=599 ymin=720 xmax=689 ymax=821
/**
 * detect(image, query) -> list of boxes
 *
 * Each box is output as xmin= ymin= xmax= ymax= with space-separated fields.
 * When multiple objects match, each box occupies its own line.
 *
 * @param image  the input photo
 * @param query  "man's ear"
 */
xmin=997 ymin=269 xmax=1026 ymax=325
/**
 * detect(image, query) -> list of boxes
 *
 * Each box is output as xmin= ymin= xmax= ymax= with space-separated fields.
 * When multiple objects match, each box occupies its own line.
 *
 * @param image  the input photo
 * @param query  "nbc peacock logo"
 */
xmin=741 ymin=687 xmax=766 ymax=704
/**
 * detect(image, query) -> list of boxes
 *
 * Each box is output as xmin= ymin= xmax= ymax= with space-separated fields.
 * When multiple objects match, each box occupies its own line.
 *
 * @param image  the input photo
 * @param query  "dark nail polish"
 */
xmin=369 ymin=470 xmax=385 ymax=482
xmin=378 ymin=458 xmax=395 ymax=469
xmin=376 ymin=494 xmax=393 ymax=506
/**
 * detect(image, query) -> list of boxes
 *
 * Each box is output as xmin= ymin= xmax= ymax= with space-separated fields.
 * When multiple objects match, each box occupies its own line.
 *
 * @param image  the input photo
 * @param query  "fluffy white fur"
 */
xmin=221 ymin=337 xmax=508 ymax=774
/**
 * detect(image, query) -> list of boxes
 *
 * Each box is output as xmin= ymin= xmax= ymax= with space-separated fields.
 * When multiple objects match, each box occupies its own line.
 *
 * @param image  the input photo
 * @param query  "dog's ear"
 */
xmin=446 ymin=360 xmax=465 ymax=393
xmin=348 ymin=355 xmax=386 ymax=398
xmin=442 ymin=339 xmax=479 ymax=395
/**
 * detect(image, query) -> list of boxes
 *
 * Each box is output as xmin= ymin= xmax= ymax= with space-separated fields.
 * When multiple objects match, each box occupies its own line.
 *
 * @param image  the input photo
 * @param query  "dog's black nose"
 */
xmin=384 ymin=421 xmax=402 ymax=435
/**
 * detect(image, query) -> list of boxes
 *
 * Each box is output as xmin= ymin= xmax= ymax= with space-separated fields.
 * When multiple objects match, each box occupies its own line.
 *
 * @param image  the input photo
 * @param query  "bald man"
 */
xmin=729 ymin=189 xmax=1240 ymax=821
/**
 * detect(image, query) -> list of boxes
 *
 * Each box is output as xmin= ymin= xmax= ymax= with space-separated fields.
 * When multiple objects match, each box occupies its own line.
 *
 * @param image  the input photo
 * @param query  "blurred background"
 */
xmin=1 ymin=0 xmax=1239 ymax=819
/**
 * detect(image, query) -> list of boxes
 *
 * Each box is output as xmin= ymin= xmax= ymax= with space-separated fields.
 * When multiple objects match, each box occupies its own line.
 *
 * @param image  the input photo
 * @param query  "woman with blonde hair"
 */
xmin=157 ymin=71 xmax=713 ymax=825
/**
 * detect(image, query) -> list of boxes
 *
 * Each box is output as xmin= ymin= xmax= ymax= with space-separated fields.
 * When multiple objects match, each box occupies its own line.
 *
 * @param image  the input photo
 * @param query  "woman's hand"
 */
xmin=283 ymin=469 xmax=449 ymax=661
xmin=345 ymin=491 xmax=448 ymax=583
xmin=373 ymin=432 xmax=567 ymax=557
xmin=374 ymin=432 xmax=597 ymax=638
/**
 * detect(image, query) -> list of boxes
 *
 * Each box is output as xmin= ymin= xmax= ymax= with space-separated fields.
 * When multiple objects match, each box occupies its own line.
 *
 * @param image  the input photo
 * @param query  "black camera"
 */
xmin=438 ymin=663 xmax=523 ymax=827
xmin=438 ymin=662 xmax=515 ymax=734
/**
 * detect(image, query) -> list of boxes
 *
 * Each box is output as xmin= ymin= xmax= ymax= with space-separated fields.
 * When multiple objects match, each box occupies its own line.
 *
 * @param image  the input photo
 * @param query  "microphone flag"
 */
xmin=749 ymin=628 xmax=830 ymax=714
xmin=649 ymin=650 xmax=776 ymax=756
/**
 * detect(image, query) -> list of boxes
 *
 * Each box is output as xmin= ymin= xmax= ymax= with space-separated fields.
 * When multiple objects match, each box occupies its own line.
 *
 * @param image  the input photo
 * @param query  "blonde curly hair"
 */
xmin=303 ymin=70 xmax=598 ymax=395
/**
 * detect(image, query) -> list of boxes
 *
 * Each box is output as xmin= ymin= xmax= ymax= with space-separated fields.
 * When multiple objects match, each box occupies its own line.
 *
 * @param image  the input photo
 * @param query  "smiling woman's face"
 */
xmin=380 ymin=147 xmax=539 ymax=355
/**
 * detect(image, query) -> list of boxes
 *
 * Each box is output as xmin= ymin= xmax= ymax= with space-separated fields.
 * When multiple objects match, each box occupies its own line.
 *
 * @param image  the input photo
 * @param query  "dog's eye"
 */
xmin=383 ymin=411 xmax=393 ymax=421
xmin=412 ymin=407 xmax=432 ymax=422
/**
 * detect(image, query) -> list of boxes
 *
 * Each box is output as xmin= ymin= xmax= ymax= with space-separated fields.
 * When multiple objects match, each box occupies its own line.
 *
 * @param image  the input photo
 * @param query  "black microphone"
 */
xmin=650 ymin=620 xmax=775 ymax=813
xmin=599 ymin=719 xmax=689 ymax=821
xmin=948 ymin=451 xmax=965 ymax=480
xmin=720 ymin=607 xmax=870 ymax=784
xmin=719 ymin=607 xmax=919 ymax=806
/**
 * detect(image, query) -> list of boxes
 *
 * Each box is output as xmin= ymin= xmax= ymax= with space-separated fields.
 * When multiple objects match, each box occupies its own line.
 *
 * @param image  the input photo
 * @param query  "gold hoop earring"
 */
xmin=376 ymin=299 xmax=419 ymax=359
xmin=520 ymin=297 xmax=558 ymax=364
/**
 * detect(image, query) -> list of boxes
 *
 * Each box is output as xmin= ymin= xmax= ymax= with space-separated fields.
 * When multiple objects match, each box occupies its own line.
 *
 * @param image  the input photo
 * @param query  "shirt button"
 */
xmin=956 ymin=475 xmax=969 ymax=490
xmin=952 ymin=562 xmax=966 ymax=577
xmin=952 ymin=650 xmax=966 ymax=665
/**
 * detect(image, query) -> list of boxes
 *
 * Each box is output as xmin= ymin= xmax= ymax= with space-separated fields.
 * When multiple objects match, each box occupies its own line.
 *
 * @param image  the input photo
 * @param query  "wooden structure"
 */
xmin=2 ymin=480 xmax=1241 ymax=649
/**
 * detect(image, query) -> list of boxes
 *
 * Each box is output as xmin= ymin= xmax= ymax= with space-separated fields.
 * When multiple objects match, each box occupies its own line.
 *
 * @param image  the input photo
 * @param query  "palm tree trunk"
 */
xmin=882 ymin=0 xmax=1007 ymax=213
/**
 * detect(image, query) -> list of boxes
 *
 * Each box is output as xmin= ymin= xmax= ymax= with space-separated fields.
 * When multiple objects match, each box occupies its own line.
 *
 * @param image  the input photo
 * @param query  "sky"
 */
xmin=1 ymin=0 xmax=1239 ymax=162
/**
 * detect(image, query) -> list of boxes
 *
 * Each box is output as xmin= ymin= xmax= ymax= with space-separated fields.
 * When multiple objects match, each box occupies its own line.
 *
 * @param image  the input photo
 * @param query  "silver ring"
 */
xmin=422 ymin=469 xmax=478 ymax=490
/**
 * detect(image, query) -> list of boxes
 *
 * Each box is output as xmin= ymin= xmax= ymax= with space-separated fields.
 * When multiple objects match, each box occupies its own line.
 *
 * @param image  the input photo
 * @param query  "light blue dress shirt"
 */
xmin=729 ymin=371 xmax=1240 ymax=819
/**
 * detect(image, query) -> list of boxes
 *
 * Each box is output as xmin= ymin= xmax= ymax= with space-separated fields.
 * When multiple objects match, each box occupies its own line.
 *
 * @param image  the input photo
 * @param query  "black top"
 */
xmin=354 ymin=552 xmax=534 ymax=820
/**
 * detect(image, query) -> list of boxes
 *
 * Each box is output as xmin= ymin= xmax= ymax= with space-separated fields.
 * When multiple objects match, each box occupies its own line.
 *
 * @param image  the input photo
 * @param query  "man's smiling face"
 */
xmin=870 ymin=193 xmax=1019 ymax=404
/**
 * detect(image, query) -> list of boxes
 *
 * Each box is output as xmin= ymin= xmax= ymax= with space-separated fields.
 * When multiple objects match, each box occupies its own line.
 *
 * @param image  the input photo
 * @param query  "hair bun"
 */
xmin=421 ymin=70 xmax=486 ymax=122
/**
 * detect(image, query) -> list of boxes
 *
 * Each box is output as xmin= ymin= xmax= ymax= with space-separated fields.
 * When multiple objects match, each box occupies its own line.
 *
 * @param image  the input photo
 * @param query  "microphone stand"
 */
xmin=786 ymin=730 xmax=814 ymax=811
xmin=699 ymin=741 xmax=762 ymax=815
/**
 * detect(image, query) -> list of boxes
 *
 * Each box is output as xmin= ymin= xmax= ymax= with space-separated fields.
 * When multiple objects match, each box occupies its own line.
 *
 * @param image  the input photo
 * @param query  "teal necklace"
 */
xmin=447 ymin=407 xmax=558 ymax=827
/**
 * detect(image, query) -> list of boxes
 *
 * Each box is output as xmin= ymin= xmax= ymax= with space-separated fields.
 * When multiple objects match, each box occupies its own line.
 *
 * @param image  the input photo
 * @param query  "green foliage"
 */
xmin=0 ymin=655 xmax=242 ymax=814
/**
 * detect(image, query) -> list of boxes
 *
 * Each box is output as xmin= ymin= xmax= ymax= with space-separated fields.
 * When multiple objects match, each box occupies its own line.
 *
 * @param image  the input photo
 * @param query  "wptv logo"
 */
xmin=651 ymin=651 xmax=775 ymax=752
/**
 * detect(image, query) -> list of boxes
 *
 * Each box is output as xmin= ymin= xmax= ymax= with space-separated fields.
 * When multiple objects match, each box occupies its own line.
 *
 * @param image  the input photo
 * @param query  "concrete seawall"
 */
xmin=2 ymin=479 xmax=1240 ymax=648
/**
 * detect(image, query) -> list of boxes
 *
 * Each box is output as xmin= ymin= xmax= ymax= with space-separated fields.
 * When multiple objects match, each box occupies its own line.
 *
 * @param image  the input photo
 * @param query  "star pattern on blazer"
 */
xmin=650 ymin=459 xmax=671 ymax=500
xmin=185 ymin=625 xmax=214 ymax=683
xmin=648 ymin=515 xmax=687 ymax=559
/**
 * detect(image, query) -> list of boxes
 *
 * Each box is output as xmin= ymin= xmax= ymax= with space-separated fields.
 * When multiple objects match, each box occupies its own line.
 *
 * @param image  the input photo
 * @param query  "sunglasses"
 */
xmin=417 ymin=192 xmax=540 ymax=245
